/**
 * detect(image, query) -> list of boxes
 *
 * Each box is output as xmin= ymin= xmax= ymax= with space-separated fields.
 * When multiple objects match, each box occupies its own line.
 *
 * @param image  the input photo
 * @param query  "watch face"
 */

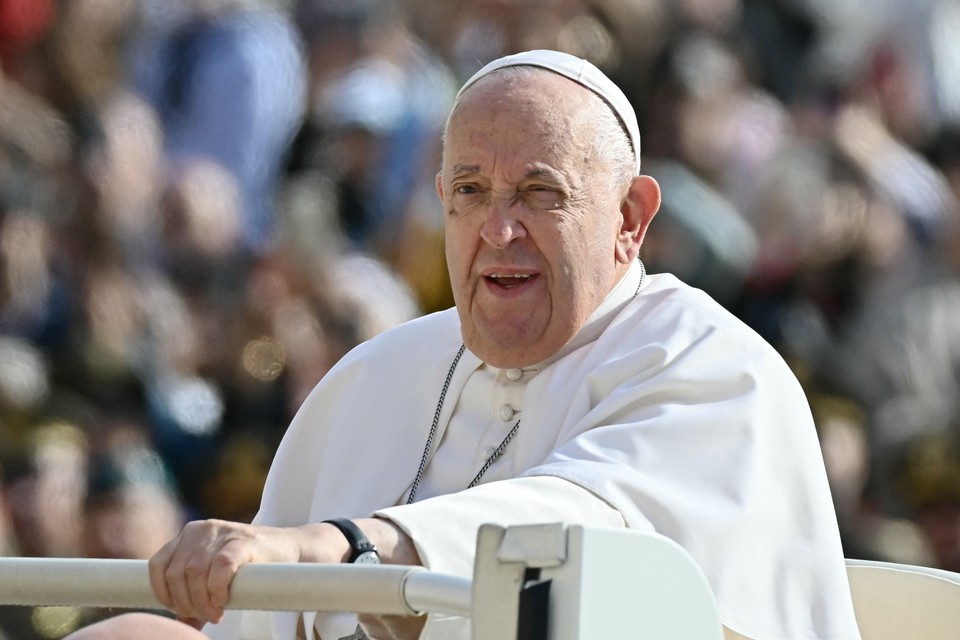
xmin=354 ymin=551 xmax=381 ymax=565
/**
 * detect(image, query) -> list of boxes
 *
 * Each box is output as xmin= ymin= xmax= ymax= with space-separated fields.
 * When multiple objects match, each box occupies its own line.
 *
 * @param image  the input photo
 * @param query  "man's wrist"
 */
xmin=322 ymin=518 xmax=381 ymax=564
xmin=293 ymin=522 xmax=352 ymax=563
xmin=294 ymin=517 xmax=421 ymax=566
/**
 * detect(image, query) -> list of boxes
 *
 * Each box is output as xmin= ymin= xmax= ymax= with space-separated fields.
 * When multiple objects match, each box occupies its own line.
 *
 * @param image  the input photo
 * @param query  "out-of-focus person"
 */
xmin=131 ymin=0 xmax=307 ymax=254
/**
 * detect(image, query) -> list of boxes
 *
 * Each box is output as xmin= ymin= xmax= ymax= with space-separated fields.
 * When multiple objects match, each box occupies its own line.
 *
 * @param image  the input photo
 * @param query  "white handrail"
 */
xmin=0 ymin=526 xmax=729 ymax=640
xmin=0 ymin=558 xmax=472 ymax=617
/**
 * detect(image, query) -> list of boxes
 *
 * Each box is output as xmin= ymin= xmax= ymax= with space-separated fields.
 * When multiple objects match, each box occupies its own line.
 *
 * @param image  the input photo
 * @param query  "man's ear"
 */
xmin=435 ymin=171 xmax=444 ymax=202
xmin=616 ymin=175 xmax=661 ymax=265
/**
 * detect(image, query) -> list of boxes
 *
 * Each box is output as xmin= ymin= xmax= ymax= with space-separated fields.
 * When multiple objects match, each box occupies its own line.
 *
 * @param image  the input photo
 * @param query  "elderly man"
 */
xmin=68 ymin=50 xmax=861 ymax=640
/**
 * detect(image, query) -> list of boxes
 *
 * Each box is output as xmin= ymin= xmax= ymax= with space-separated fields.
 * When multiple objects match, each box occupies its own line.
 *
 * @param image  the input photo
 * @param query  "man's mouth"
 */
xmin=485 ymin=273 xmax=533 ymax=289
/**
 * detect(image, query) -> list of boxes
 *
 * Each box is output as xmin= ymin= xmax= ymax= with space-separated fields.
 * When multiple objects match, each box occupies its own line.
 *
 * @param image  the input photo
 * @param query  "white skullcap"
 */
xmin=456 ymin=49 xmax=642 ymax=174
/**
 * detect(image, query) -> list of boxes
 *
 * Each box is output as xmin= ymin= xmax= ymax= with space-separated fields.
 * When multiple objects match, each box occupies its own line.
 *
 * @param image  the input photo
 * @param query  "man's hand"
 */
xmin=148 ymin=519 xmax=350 ymax=623
xmin=147 ymin=516 xmax=426 ymax=638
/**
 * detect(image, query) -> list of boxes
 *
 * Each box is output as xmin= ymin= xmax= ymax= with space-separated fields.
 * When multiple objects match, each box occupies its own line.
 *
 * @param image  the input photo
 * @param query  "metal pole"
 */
xmin=0 ymin=558 xmax=472 ymax=617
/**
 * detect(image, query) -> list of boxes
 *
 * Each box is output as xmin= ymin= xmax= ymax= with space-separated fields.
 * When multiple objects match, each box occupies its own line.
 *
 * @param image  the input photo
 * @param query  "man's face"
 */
xmin=439 ymin=71 xmax=651 ymax=368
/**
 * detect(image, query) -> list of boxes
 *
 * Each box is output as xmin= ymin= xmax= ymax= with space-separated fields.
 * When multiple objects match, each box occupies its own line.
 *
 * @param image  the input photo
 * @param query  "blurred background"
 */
xmin=0 ymin=0 xmax=958 ymax=636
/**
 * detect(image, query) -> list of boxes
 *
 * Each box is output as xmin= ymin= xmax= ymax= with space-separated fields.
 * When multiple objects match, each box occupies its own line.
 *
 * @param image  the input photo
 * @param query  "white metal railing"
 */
xmin=0 ymin=524 xmax=726 ymax=640
xmin=0 ymin=558 xmax=471 ymax=616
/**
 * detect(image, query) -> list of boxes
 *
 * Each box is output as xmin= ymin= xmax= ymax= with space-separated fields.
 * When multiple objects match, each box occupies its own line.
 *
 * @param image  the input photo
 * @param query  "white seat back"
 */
xmin=846 ymin=559 xmax=960 ymax=639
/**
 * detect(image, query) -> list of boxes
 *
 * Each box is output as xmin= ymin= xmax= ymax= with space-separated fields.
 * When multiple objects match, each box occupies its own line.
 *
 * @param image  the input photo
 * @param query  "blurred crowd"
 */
xmin=0 ymin=0 xmax=958 ymax=637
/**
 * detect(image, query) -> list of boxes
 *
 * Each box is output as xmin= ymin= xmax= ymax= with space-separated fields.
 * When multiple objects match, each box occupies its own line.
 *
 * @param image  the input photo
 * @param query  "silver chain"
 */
xmin=467 ymin=418 xmax=520 ymax=489
xmin=406 ymin=344 xmax=466 ymax=504
xmin=405 ymin=344 xmax=522 ymax=503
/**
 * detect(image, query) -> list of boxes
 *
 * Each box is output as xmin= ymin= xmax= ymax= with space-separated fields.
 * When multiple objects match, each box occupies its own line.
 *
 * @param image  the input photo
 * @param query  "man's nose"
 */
xmin=479 ymin=200 xmax=527 ymax=249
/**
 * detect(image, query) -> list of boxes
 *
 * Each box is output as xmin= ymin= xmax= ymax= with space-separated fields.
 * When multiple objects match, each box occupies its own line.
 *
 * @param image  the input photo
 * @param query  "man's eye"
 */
xmin=525 ymin=187 xmax=563 ymax=206
xmin=454 ymin=184 xmax=479 ymax=195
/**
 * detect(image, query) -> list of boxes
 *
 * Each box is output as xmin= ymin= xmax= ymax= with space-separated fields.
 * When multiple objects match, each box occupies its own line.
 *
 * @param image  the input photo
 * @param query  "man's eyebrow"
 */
xmin=448 ymin=165 xmax=564 ymax=183
xmin=450 ymin=164 xmax=481 ymax=177
xmin=524 ymin=168 xmax=551 ymax=178
xmin=522 ymin=167 xmax=564 ymax=183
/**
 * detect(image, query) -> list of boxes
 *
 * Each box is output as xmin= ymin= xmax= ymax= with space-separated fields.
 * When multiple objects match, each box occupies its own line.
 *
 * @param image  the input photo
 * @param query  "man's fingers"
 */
xmin=147 ymin=520 xmax=225 ymax=620
xmin=148 ymin=539 xmax=177 ymax=610
xmin=185 ymin=552 xmax=219 ymax=621
xmin=164 ymin=550 xmax=204 ymax=619
xmin=145 ymin=519 xmax=301 ymax=623
xmin=206 ymin=540 xmax=248 ymax=612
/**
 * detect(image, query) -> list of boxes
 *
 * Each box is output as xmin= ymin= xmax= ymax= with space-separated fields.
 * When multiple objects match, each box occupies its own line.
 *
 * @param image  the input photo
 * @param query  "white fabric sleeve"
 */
xmin=375 ymin=475 xmax=629 ymax=578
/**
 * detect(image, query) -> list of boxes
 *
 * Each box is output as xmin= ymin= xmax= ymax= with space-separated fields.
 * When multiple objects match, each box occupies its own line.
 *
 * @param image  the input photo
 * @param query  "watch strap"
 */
xmin=322 ymin=518 xmax=379 ymax=563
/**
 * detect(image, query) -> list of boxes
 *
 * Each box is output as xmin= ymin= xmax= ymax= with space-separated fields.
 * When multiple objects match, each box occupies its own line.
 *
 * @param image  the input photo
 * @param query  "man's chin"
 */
xmin=464 ymin=332 xmax=563 ymax=369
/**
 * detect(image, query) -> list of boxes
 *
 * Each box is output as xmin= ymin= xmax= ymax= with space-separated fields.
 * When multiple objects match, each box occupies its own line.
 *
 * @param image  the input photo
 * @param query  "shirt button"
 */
xmin=481 ymin=447 xmax=496 ymax=459
xmin=498 ymin=404 xmax=515 ymax=421
xmin=505 ymin=368 xmax=523 ymax=381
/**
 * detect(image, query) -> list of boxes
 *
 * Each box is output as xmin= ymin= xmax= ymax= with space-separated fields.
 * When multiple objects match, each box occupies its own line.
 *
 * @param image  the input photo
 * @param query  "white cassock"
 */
xmin=204 ymin=261 xmax=861 ymax=640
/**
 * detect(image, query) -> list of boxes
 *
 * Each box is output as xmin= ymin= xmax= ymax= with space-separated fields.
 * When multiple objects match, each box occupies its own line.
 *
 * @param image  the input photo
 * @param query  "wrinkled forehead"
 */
xmin=449 ymin=68 xmax=585 ymax=130
xmin=443 ymin=73 xmax=595 ymax=178
xmin=454 ymin=49 xmax=641 ymax=173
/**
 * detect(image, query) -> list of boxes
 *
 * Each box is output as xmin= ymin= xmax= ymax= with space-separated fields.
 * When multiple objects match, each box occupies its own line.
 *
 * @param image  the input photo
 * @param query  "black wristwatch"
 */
xmin=322 ymin=518 xmax=381 ymax=564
